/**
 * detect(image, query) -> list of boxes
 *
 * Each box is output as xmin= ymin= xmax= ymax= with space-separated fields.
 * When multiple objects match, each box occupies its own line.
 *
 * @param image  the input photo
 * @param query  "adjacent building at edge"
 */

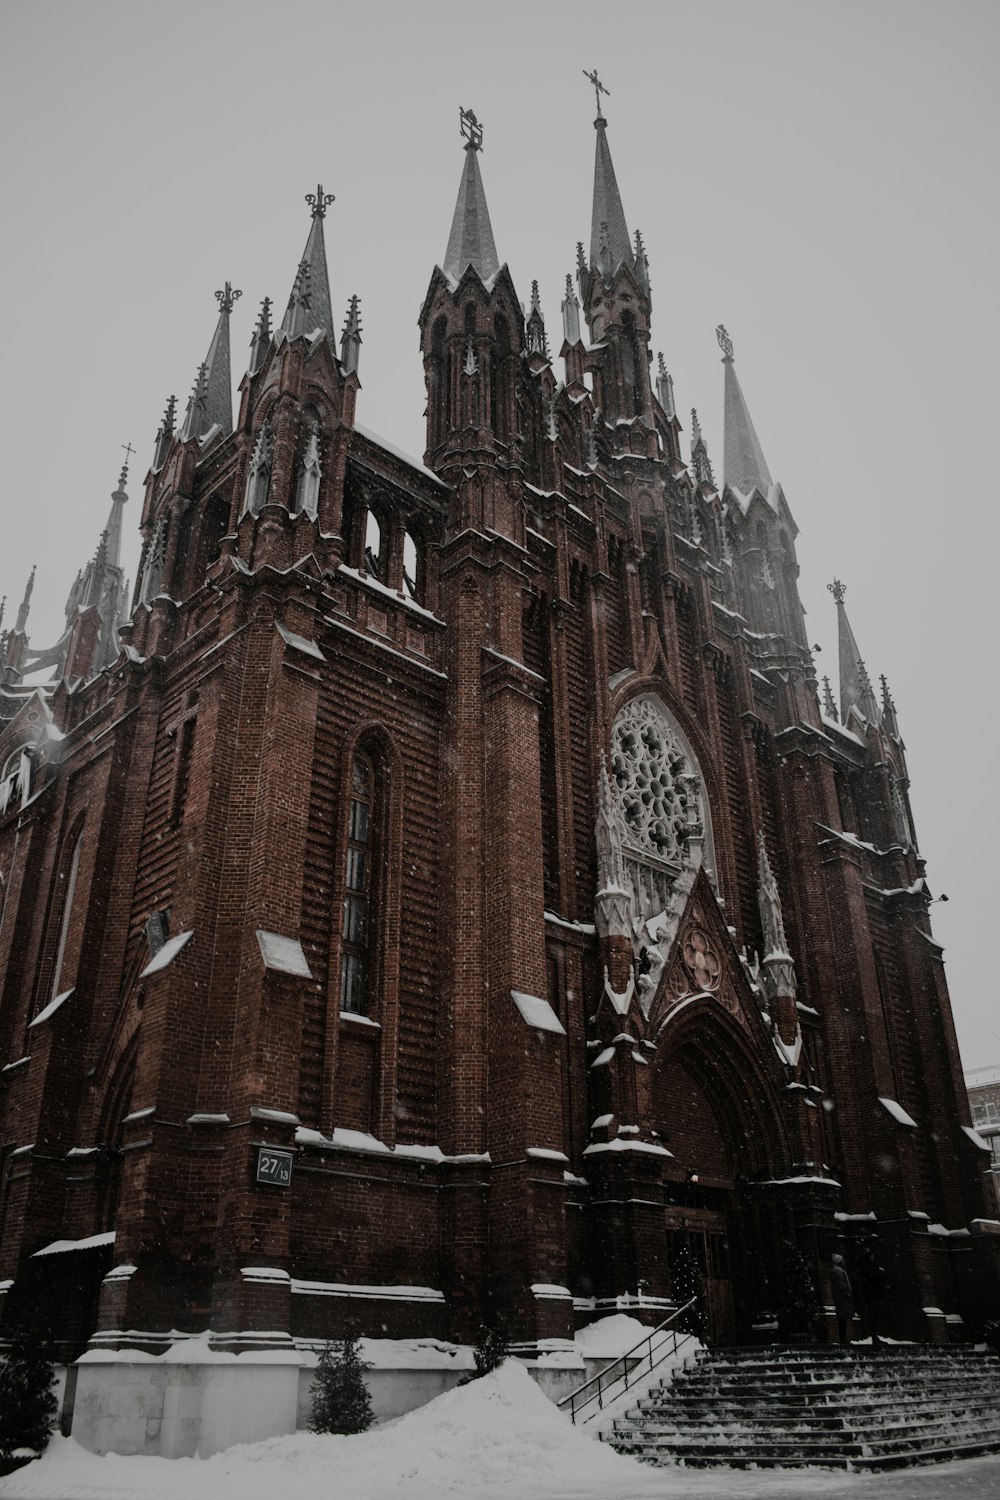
xmin=1 ymin=100 xmax=997 ymax=1388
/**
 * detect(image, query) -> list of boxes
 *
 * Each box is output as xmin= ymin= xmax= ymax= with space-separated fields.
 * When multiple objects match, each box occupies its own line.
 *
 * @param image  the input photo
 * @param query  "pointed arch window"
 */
xmin=0 ymin=746 xmax=32 ymax=818
xmin=294 ymin=421 xmax=322 ymax=520
xmin=340 ymin=752 xmax=376 ymax=1015
xmin=243 ymin=423 xmax=274 ymax=516
xmin=364 ymin=510 xmax=384 ymax=582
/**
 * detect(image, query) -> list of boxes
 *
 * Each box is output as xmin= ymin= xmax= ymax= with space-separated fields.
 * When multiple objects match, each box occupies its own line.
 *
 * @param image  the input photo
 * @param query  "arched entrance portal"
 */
xmin=654 ymin=1001 xmax=791 ymax=1344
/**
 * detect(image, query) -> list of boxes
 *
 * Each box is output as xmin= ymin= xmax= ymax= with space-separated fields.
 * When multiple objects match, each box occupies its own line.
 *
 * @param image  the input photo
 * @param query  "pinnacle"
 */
xmin=720 ymin=331 xmax=773 ymax=496
xmin=281 ymin=190 xmax=335 ymax=342
xmin=442 ymin=123 xmax=500 ymax=286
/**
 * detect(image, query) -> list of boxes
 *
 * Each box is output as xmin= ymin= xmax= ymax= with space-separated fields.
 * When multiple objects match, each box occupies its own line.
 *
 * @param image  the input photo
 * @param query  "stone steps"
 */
xmin=605 ymin=1344 xmax=1000 ymax=1470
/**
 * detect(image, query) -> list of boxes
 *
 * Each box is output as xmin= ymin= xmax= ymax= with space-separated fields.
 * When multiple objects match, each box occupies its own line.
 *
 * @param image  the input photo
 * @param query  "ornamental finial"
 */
xmin=583 ymin=67 xmax=609 ymax=120
xmin=215 ymin=282 xmax=242 ymax=314
xmin=459 ymin=107 xmax=483 ymax=151
xmin=716 ymin=324 xmax=734 ymax=361
xmin=827 ymin=578 xmax=846 ymax=603
xmin=305 ymin=184 xmax=335 ymax=219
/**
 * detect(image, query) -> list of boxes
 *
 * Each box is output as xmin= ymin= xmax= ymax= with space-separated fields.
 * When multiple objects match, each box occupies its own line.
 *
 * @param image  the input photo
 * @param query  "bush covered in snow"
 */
xmin=0 ymin=1323 xmax=58 ymax=1471
xmin=308 ymin=1334 xmax=374 ymax=1435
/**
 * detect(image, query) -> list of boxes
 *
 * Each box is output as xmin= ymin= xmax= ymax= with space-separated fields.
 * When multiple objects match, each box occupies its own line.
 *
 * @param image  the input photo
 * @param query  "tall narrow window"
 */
xmin=364 ymin=511 xmax=383 ymax=582
xmin=340 ymin=753 xmax=375 ymax=1015
xmin=51 ymin=834 xmax=83 ymax=1000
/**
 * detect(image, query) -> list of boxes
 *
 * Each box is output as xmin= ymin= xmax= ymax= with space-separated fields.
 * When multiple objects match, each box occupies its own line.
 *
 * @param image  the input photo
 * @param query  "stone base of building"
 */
xmin=61 ymin=1340 xmax=605 ymax=1459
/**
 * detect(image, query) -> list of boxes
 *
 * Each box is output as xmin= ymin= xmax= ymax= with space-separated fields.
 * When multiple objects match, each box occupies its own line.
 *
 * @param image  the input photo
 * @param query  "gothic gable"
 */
xmin=646 ymin=866 xmax=761 ymax=1043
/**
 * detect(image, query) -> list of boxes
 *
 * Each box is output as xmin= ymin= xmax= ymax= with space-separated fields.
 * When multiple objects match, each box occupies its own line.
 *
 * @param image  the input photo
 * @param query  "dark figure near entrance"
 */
xmin=858 ymin=1244 xmax=886 ymax=1346
xmin=830 ymin=1254 xmax=854 ymax=1346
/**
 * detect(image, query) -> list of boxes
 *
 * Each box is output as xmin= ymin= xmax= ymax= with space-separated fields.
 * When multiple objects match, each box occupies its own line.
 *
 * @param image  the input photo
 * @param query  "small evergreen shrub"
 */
xmin=459 ymin=1322 xmax=510 ymax=1384
xmin=309 ymin=1334 xmax=374 ymax=1435
xmin=670 ymin=1241 xmax=706 ymax=1340
xmin=0 ymin=1324 xmax=58 ymax=1468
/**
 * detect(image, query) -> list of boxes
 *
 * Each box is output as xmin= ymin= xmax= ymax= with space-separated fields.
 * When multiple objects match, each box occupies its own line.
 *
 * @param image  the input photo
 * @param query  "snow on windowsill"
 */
xmin=511 ymin=989 xmax=565 ymax=1035
xmin=256 ymin=930 xmax=311 ymax=978
xmin=140 ymin=930 xmax=193 ymax=978
xmin=340 ymin=1010 xmax=381 ymax=1028
xmin=29 ymin=989 xmax=74 ymax=1028
xmin=275 ymin=623 xmax=325 ymax=661
xmin=879 ymin=1096 xmax=918 ymax=1128
xmin=32 ymin=1230 xmax=116 ymax=1258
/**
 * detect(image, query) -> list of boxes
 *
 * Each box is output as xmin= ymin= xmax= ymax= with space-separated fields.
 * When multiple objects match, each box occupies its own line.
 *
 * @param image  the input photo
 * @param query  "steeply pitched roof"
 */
xmin=442 ymin=140 xmax=500 ymax=286
xmin=590 ymin=117 xmax=633 ymax=275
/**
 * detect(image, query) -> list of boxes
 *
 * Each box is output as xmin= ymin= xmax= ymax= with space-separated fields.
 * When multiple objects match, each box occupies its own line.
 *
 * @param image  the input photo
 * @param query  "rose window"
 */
xmin=611 ymin=698 xmax=694 ymax=868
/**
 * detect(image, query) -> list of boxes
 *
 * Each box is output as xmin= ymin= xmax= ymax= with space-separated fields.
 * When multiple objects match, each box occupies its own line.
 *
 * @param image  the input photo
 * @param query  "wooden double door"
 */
xmin=668 ymin=1208 xmax=735 ymax=1346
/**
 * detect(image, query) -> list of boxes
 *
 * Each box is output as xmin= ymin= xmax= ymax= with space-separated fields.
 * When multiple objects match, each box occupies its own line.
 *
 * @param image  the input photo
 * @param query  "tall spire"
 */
xmin=584 ymin=70 xmax=632 ymax=276
xmin=716 ymin=324 xmax=773 ymax=496
xmin=828 ymin=579 xmax=880 ymax=725
xmin=15 ymin=567 xmax=35 ymax=633
xmin=248 ymin=297 xmax=272 ymax=375
xmin=442 ymin=108 xmax=500 ymax=286
xmin=281 ymin=186 xmax=335 ymax=341
xmin=561 ymin=273 xmax=581 ymax=346
xmin=179 ymin=283 xmax=240 ymax=442
xmin=103 ymin=447 xmax=131 ymax=571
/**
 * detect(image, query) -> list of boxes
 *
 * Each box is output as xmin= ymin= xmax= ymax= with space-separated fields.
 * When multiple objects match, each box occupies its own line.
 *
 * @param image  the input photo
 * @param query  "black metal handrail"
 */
xmin=556 ymin=1296 xmax=699 ymax=1424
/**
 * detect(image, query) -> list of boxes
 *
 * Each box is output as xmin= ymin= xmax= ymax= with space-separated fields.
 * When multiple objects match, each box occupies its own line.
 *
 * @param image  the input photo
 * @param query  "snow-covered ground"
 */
xmin=3 ymin=1358 xmax=1000 ymax=1500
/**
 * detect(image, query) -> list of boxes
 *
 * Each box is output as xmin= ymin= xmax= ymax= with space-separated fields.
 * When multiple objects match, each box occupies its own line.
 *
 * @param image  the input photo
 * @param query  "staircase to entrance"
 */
xmin=606 ymin=1345 xmax=1000 ymax=1470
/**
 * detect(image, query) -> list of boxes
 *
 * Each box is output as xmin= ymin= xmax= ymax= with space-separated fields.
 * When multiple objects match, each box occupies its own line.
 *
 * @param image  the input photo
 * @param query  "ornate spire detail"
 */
xmin=821 ymin=675 xmax=838 ymax=721
xmin=306 ymin=183 xmax=335 ymax=220
xmin=178 ymin=361 xmax=209 ymax=443
xmin=633 ymin=228 xmax=649 ymax=288
xmin=656 ymin=354 xmax=675 ymax=420
xmin=546 ymin=392 xmax=558 ymax=443
xmin=587 ymin=76 xmax=633 ymax=277
xmin=215 ymin=281 xmax=242 ymax=316
xmin=15 ymin=567 xmax=35 ymax=634
xmin=720 ymin=327 xmax=773 ymax=496
xmin=442 ymin=108 xmax=500 ymax=286
xmin=561 ymin=273 xmax=581 ymax=346
xmin=576 ymin=240 xmax=587 ymax=277
xmin=690 ymin=408 xmax=714 ymax=486
xmin=248 ymin=296 xmax=272 ymax=375
xmin=152 ymin=395 xmax=177 ymax=472
xmin=463 ymin=336 xmax=478 ymax=377
xmin=526 ymin=280 xmax=550 ymax=360
xmin=585 ymin=409 xmax=600 ymax=468
xmin=280 ymin=188 xmax=334 ymax=342
xmin=340 ymin=294 xmax=362 ymax=375
xmin=828 ymin=579 xmax=880 ymax=724
xmin=880 ymin=674 xmax=900 ymax=739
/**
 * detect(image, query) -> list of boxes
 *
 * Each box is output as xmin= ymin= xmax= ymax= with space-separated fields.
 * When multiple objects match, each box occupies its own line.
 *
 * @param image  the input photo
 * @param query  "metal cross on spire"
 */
xmin=583 ymin=68 xmax=610 ymax=119
xmin=215 ymin=282 xmax=242 ymax=314
xmin=121 ymin=441 xmax=136 ymax=468
xmin=306 ymin=184 xmax=335 ymax=219
xmin=716 ymin=324 xmax=734 ymax=361
xmin=828 ymin=578 xmax=846 ymax=603
xmin=459 ymin=107 xmax=483 ymax=151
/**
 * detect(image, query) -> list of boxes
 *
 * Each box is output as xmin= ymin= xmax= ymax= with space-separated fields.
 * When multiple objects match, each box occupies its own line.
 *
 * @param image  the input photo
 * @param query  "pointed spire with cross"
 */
xmin=306 ymin=184 xmax=335 ymax=220
xmin=442 ymin=106 xmax=500 ymax=284
xmin=280 ymin=187 xmax=335 ymax=341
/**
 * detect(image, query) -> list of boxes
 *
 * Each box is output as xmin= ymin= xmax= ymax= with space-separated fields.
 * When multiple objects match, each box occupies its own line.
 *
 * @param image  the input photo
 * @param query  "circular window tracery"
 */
xmin=611 ymin=697 xmax=696 ymax=869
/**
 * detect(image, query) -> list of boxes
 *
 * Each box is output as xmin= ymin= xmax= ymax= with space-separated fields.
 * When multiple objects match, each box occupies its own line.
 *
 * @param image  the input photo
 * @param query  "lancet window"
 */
xmin=243 ymin=423 xmax=274 ymax=516
xmin=0 ymin=747 xmax=31 ymax=818
xmin=340 ymin=752 xmax=376 ymax=1016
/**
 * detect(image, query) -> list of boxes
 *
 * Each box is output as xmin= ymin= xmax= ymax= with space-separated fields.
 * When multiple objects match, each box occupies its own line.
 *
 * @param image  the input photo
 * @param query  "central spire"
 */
xmin=280 ymin=185 xmax=335 ymax=341
xmin=179 ymin=286 xmax=240 ymax=442
xmin=585 ymin=71 xmax=632 ymax=276
xmin=442 ymin=108 xmax=500 ymax=286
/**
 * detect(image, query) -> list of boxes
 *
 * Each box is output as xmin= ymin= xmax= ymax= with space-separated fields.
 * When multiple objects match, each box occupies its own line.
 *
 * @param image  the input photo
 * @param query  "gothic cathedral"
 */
xmin=0 ymin=98 xmax=996 ymax=1396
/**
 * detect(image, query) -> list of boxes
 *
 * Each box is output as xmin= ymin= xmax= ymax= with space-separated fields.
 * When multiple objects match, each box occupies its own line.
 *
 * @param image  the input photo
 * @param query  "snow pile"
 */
xmin=1 ymin=1361 xmax=661 ymax=1500
xmin=575 ymin=1312 xmax=656 ymax=1356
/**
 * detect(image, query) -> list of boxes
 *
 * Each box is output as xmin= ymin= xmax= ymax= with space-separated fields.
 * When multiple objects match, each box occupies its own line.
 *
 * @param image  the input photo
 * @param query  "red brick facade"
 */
xmin=1 ymin=119 xmax=996 ymax=1363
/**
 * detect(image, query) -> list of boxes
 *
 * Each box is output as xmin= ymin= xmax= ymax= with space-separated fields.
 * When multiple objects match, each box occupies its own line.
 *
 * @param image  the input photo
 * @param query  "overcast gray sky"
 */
xmin=2 ymin=0 xmax=997 ymax=1069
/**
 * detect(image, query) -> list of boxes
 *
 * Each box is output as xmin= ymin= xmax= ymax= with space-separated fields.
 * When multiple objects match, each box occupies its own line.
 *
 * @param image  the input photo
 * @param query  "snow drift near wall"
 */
xmin=0 ymin=1360 xmax=662 ymax=1500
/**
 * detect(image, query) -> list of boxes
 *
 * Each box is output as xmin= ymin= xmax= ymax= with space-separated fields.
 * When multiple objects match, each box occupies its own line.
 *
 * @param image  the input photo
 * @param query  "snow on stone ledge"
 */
xmin=256 ymin=930 xmax=312 ymax=978
xmin=32 ymin=1230 xmax=116 ymax=1257
xmin=879 ymin=1096 xmax=918 ymax=1128
xmin=583 ymin=1138 xmax=673 ymax=1158
xmin=526 ymin=1147 xmax=569 ymax=1164
xmin=530 ymin=1283 xmax=573 ymax=1299
xmin=28 ymin=988 xmax=74 ymax=1028
xmin=140 ymin=930 xmax=193 ymax=978
xmin=962 ymin=1124 xmax=992 ymax=1152
xmin=290 ymin=1278 xmax=445 ymax=1302
xmin=276 ymin=623 xmax=326 ymax=661
xmin=511 ymin=989 xmax=565 ymax=1035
